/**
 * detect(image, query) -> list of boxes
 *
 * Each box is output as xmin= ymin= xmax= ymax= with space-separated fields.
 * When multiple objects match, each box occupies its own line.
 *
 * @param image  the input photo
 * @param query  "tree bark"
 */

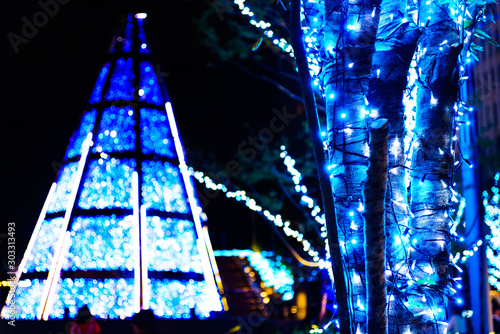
xmin=408 ymin=1 xmax=460 ymax=333
xmin=363 ymin=118 xmax=389 ymax=333
xmin=322 ymin=0 xmax=382 ymax=331
xmin=289 ymin=0 xmax=352 ymax=332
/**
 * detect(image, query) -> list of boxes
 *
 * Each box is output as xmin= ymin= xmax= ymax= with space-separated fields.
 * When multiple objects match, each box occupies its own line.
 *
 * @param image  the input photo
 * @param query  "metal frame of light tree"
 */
xmin=1 ymin=13 xmax=221 ymax=320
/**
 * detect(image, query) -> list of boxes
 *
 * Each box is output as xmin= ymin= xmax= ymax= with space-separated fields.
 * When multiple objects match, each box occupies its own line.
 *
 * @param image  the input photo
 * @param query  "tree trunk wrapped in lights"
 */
xmin=407 ymin=1 xmax=460 ymax=333
xmin=289 ymin=0 xmax=352 ymax=332
xmin=366 ymin=0 xmax=421 ymax=331
xmin=288 ymin=0 xmax=485 ymax=331
xmin=322 ymin=0 xmax=381 ymax=331
xmin=363 ymin=118 xmax=389 ymax=333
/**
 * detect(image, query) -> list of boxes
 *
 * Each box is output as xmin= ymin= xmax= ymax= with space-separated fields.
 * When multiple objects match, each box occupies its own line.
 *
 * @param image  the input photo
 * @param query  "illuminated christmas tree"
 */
xmin=2 ymin=13 xmax=222 ymax=321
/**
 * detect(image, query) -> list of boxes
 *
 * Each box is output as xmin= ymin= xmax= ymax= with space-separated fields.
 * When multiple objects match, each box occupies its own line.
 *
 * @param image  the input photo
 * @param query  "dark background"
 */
xmin=1 ymin=0 xmax=308 ymax=273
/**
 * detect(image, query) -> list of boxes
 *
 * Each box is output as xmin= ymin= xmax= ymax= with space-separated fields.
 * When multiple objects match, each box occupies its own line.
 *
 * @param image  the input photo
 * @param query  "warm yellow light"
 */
xmin=296 ymin=290 xmax=307 ymax=320
xmin=221 ymin=296 xmax=229 ymax=312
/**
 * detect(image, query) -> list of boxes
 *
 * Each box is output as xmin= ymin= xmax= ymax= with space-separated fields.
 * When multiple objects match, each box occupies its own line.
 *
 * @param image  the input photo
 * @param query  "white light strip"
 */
xmin=203 ymin=226 xmax=224 ymax=294
xmin=38 ymin=133 xmax=92 ymax=320
xmin=1 ymin=182 xmax=57 ymax=317
xmin=18 ymin=183 xmax=57 ymax=276
xmin=42 ymin=231 xmax=71 ymax=320
xmin=140 ymin=204 xmax=149 ymax=310
xmin=165 ymin=102 xmax=186 ymax=163
xmin=165 ymin=102 xmax=222 ymax=311
xmin=132 ymin=171 xmax=141 ymax=313
xmin=196 ymin=239 xmax=223 ymax=311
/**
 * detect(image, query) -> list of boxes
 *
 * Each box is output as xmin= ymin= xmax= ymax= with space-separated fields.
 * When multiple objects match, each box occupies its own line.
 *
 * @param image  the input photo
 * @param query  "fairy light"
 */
xmin=279 ymin=145 xmax=327 ymax=229
xmin=189 ymin=167 xmax=325 ymax=265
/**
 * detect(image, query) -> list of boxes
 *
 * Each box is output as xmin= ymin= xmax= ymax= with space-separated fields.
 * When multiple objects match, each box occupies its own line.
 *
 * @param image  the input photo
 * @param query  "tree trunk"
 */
xmin=366 ymin=1 xmax=421 ymax=331
xmin=363 ymin=118 xmax=389 ymax=333
xmin=322 ymin=0 xmax=382 ymax=331
xmin=408 ymin=1 xmax=460 ymax=332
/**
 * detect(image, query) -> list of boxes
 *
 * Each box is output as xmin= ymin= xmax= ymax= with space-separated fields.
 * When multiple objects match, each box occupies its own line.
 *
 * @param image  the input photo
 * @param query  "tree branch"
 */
xmin=363 ymin=118 xmax=389 ymax=334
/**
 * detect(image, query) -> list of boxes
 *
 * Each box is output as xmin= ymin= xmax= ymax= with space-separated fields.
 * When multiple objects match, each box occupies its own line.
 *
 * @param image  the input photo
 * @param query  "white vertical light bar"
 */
xmin=165 ymin=102 xmax=222 ymax=311
xmin=42 ymin=231 xmax=71 ymax=320
xmin=140 ymin=204 xmax=149 ymax=309
xmin=18 ymin=183 xmax=57 ymax=276
xmin=203 ymin=226 xmax=227 ymax=311
xmin=132 ymin=171 xmax=141 ymax=313
xmin=203 ymin=226 xmax=223 ymax=293
xmin=38 ymin=133 xmax=93 ymax=320
xmin=1 ymin=182 xmax=57 ymax=317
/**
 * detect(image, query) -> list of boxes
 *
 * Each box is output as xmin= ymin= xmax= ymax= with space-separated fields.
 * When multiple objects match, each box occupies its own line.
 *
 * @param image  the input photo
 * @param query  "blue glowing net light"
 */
xmin=24 ymin=218 xmax=66 ymax=273
xmin=65 ymin=109 xmax=98 ymax=160
xmin=105 ymin=58 xmax=134 ymax=101
xmin=51 ymin=278 xmax=136 ymax=320
xmin=137 ymin=16 xmax=151 ymax=54
xmin=140 ymin=108 xmax=176 ymax=158
xmin=47 ymin=162 xmax=80 ymax=214
xmin=94 ymin=106 xmax=136 ymax=153
xmin=142 ymin=160 xmax=189 ymax=213
xmin=77 ymin=158 xmax=136 ymax=210
xmin=64 ymin=216 xmax=135 ymax=271
xmin=2 ymin=13 xmax=222 ymax=321
xmin=7 ymin=280 xmax=46 ymax=320
xmin=147 ymin=217 xmax=203 ymax=273
xmin=140 ymin=62 xmax=164 ymax=105
xmin=89 ymin=65 xmax=111 ymax=104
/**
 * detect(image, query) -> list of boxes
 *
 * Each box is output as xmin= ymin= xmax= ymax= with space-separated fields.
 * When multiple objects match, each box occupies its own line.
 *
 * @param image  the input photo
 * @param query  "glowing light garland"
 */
xmin=280 ymin=145 xmax=327 ymax=231
xmin=189 ymin=168 xmax=325 ymax=265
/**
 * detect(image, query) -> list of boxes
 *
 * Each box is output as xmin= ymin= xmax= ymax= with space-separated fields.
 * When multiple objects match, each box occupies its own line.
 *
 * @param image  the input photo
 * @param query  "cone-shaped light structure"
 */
xmin=2 ymin=13 xmax=222 ymax=321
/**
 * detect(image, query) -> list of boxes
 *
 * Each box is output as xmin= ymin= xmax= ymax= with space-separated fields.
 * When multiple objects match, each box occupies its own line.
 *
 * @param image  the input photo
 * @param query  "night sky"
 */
xmin=2 ymin=0 xmax=308 ymax=272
